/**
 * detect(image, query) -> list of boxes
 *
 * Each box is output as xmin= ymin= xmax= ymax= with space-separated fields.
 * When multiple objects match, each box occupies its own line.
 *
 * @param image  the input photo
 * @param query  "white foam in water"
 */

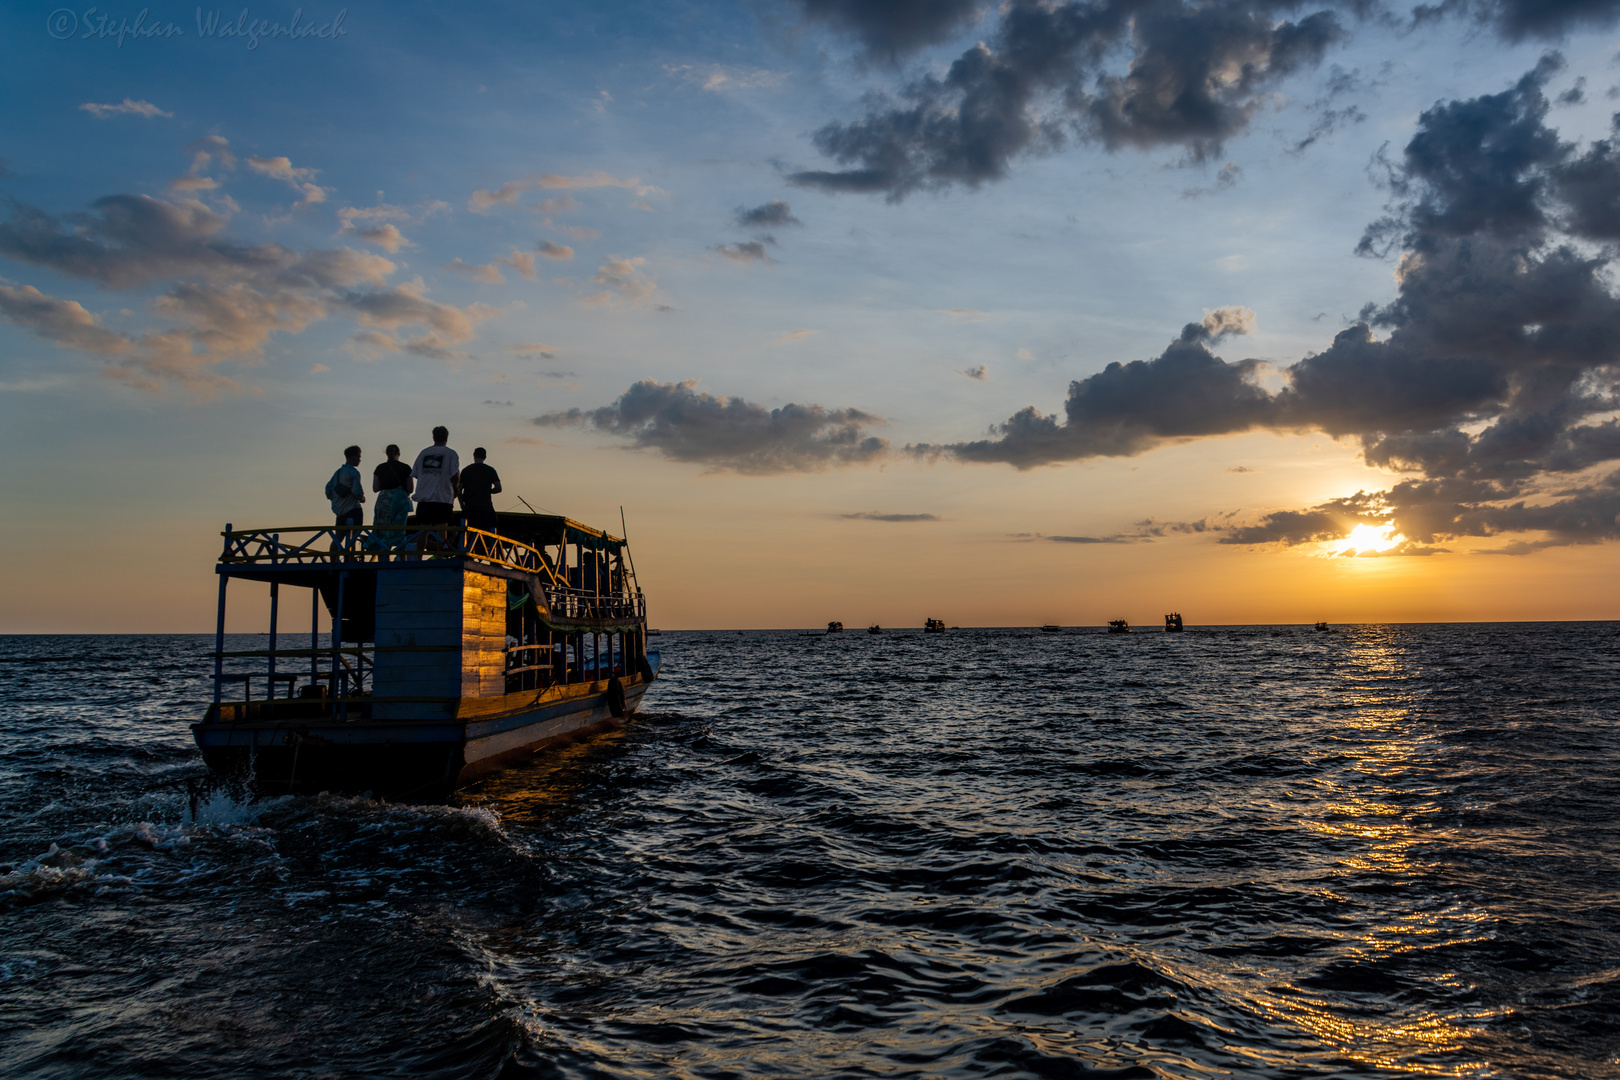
xmin=0 ymin=842 xmax=138 ymax=907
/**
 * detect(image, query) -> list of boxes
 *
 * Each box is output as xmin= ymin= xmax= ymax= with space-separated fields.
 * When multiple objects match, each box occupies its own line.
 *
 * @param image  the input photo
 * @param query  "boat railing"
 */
xmin=221 ymin=525 xmax=572 ymax=586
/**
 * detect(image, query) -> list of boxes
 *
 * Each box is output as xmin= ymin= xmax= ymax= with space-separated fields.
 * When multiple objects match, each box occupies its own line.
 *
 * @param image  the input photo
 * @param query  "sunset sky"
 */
xmin=3 ymin=0 xmax=1619 ymax=631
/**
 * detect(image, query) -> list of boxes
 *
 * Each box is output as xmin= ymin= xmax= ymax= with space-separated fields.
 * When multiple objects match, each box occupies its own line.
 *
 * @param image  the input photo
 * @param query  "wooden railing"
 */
xmin=220 ymin=524 xmax=564 ymax=583
xmin=218 ymin=525 xmax=645 ymax=622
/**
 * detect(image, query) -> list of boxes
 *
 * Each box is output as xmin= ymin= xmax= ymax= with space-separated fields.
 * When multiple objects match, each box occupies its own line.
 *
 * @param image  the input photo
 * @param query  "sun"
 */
xmin=1333 ymin=522 xmax=1404 ymax=555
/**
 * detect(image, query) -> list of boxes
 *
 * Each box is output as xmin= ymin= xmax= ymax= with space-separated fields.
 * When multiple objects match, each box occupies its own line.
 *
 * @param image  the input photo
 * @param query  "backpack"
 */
xmin=326 ymin=466 xmax=355 ymax=512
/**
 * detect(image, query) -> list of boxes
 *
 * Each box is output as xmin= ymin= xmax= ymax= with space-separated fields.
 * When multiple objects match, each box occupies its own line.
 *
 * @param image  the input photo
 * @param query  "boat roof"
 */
xmin=484 ymin=512 xmax=625 ymax=553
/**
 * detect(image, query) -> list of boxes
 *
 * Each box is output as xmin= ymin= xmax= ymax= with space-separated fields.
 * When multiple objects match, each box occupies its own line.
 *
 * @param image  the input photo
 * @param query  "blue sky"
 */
xmin=3 ymin=0 xmax=1620 ymax=629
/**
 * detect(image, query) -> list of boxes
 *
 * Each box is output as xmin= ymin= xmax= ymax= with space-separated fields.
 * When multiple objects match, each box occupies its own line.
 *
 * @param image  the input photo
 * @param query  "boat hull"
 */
xmin=193 ymin=670 xmax=656 ymax=799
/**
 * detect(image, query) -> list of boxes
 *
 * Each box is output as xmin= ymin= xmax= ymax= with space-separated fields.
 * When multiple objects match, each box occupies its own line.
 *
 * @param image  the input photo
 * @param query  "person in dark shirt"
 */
xmin=370 ymin=444 xmax=414 ymax=546
xmin=458 ymin=447 xmax=502 ymax=533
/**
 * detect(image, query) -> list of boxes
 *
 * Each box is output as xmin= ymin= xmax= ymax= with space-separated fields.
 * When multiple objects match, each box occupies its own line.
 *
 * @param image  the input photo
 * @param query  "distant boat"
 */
xmin=1040 ymin=624 xmax=1062 ymax=633
xmin=647 ymin=629 xmax=663 ymax=637
xmin=827 ymin=621 xmax=844 ymax=633
xmin=1107 ymin=619 xmax=1132 ymax=634
xmin=1164 ymin=613 xmax=1184 ymax=632
xmin=868 ymin=624 xmax=882 ymax=634
xmin=1315 ymin=621 xmax=1333 ymax=632
xmin=924 ymin=618 xmax=946 ymax=633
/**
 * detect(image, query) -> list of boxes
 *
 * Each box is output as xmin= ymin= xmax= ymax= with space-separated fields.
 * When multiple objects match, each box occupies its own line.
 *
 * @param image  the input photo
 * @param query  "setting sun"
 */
xmin=1333 ymin=523 xmax=1404 ymax=555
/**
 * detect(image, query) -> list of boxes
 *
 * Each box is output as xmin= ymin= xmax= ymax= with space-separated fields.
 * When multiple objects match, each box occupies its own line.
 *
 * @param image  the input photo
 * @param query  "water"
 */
xmin=3 ymin=625 xmax=1618 ymax=1079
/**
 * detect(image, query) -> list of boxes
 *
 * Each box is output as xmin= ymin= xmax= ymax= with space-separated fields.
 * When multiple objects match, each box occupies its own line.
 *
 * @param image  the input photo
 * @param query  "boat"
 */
xmin=827 ymin=621 xmax=844 ymax=633
xmin=924 ymin=618 xmax=946 ymax=633
xmin=1164 ymin=613 xmax=1184 ymax=632
xmin=192 ymin=511 xmax=658 ymax=799
xmin=1040 ymin=624 xmax=1062 ymax=633
xmin=868 ymin=624 xmax=882 ymax=634
xmin=1315 ymin=621 xmax=1333 ymax=632
xmin=1107 ymin=619 xmax=1131 ymax=633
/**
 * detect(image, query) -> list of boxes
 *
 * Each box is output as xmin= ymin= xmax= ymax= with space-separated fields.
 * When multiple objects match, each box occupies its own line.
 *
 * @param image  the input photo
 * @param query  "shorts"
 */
xmin=416 ymin=501 xmax=453 ymax=525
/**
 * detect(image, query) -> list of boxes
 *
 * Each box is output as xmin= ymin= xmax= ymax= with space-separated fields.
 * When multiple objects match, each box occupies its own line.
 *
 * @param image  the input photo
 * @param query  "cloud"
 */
xmin=789 ymin=1 xmax=1346 ymax=199
xmin=499 ymin=250 xmax=538 ymax=280
xmin=508 ymin=342 xmax=559 ymax=358
xmin=666 ymin=64 xmax=788 ymax=91
xmin=736 ymin=200 xmax=803 ymax=229
xmin=311 ymin=363 xmax=329 ymax=373
xmin=788 ymin=0 xmax=1620 ymax=199
xmin=1200 ymin=305 xmax=1256 ymax=339
xmin=79 ymin=99 xmax=172 ymax=120
xmin=792 ymin=0 xmax=986 ymax=61
xmin=962 ymin=364 xmax=989 ymax=380
xmin=170 ymin=135 xmax=234 ymax=192
xmin=335 ymin=201 xmax=446 ymax=250
xmin=345 ymin=223 xmax=407 ymax=252
xmin=245 ymin=155 xmax=328 ymax=205
xmin=933 ymin=318 xmax=1273 ymax=467
xmin=538 ymin=240 xmax=574 ymax=260
xmin=469 ymin=172 xmax=644 ymax=213
xmin=1463 ymin=0 xmax=1620 ymax=40
xmin=941 ymin=308 xmax=987 ymax=321
xmin=444 ymin=257 xmax=504 ymax=284
xmin=929 ymin=59 xmax=1620 ymax=553
xmin=0 ymin=281 xmax=135 ymax=355
xmin=585 ymin=256 xmax=661 ymax=306
xmin=534 ymin=378 xmax=889 ymax=473
xmin=841 ymin=511 xmax=942 ymax=521
xmin=0 ymin=162 xmax=496 ymax=393
xmin=1182 ymin=161 xmax=1244 ymax=199
xmin=714 ymin=241 xmax=772 ymax=265
xmin=776 ymin=329 xmax=818 ymax=344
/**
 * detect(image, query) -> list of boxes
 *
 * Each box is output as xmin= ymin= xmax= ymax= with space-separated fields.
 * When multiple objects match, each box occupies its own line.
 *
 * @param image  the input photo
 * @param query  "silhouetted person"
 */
xmin=458 ymin=447 xmax=502 ymax=533
xmin=411 ymin=426 xmax=460 ymax=527
xmin=326 ymin=445 xmax=365 ymax=532
xmin=370 ymin=443 xmax=414 ymax=548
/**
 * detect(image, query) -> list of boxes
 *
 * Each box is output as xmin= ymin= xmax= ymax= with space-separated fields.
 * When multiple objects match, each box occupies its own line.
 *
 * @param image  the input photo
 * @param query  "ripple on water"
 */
xmin=1 ymin=625 xmax=1619 ymax=1079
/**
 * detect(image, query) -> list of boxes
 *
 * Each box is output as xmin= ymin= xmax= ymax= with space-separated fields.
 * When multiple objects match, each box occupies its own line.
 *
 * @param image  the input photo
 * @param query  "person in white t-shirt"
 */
xmin=410 ymin=426 xmax=461 ymax=526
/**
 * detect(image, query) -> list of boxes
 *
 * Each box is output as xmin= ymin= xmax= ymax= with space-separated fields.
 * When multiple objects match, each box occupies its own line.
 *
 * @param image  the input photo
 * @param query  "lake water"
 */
xmin=3 ymin=625 xmax=1618 ymax=1078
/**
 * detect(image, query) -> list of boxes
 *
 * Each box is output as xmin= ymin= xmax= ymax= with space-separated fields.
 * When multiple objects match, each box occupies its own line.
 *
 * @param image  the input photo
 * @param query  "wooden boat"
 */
xmin=1107 ymin=619 xmax=1132 ymax=634
xmin=924 ymin=618 xmax=946 ymax=633
xmin=192 ymin=511 xmax=658 ymax=799
xmin=1040 ymin=624 xmax=1062 ymax=633
xmin=868 ymin=624 xmax=882 ymax=634
xmin=1314 ymin=621 xmax=1333 ymax=632
xmin=1164 ymin=612 xmax=1184 ymax=632
xmin=827 ymin=621 xmax=844 ymax=633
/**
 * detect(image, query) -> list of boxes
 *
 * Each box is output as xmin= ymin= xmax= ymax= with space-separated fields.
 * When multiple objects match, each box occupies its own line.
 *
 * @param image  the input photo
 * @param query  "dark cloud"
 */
xmin=841 ymin=511 xmax=942 ymax=521
xmin=792 ymin=0 xmax=986 ymax=60
xmin=789 ymin=0 xmax=1620 ymax=200
xmin=937 ymin=60 xmax=1620 ymax=553
xmin=931 ymin=310 xmax=1271 ymax=468
xmin=735 ymin=200 xmax=802 ymax=228
xmin=789 ymin=0 xmax=1348 ymax=199
xmin=1456 ymin=0 xmax=1620 ymax=40
xmin=534 ymin=378 xmax=889 ymax=473
xmin=1047 ymin=534 xmax=1135 ymax=543
xmin=714 ymin=241 xmax=772 ymax=265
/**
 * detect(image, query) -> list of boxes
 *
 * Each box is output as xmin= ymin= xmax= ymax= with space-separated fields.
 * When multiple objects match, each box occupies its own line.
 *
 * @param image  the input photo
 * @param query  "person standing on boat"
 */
xmin=326 ymin=445 xmax=366 ymax=532
xmin=411 ymin=426 xmax=460 ymax=526
xmin=369 ymin=443 xmax=414 ymax=548
xmin=458 ymin=447 xmax=502 ymax=534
